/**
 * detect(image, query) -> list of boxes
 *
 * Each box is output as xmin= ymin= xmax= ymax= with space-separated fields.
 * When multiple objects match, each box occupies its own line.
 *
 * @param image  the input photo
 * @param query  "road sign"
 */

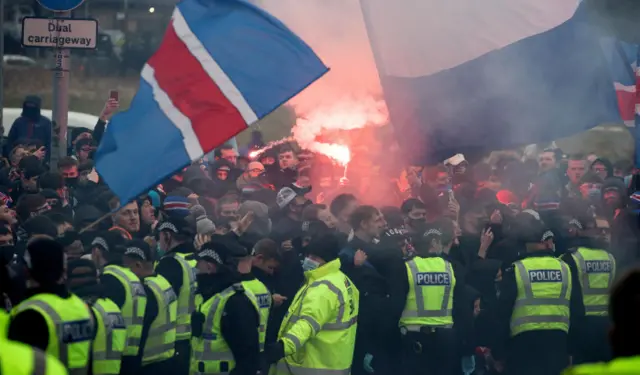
xmin=22 ymin=17 xmax=97 ymax=49
xmin=36 ymin=0 xmax=85 ymax=12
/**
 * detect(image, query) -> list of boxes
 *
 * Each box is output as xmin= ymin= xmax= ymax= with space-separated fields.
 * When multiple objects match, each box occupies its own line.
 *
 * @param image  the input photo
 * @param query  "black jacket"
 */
xmin=194 ymin=273 xmax=260 ymax=375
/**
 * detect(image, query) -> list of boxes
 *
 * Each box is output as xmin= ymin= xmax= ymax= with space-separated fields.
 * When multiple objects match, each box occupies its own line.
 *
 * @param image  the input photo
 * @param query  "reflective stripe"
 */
xmin=511 ymin=314 xmax=570 ymax=326
xmin=92 ymin=302 xmax=122 ymax=361
xmin=195 ymin=350 xmax=234 ymax=361
xmin=275 ymin=362 xmax=350 ymax=375
xmin=197 ymin=286 xmax=238 ymax=363
xmin=289 ymin=316 xmax=321 ymax=333
xmin=402 ymin=260 xmax=453 ymax=318
xmin=104 ymin=266 xmax=145 ymax=350
xmin=32 ymin=349 xmax=47 ymax=375
xmin=309 ymin=281 xmax=345 ymax=323
xmin=176 ymin=325 xmax=190 ymax=334
xmin=16 ymin=299 xmax=93 ymax=373
xmin=142 ymin=343 xmax=174 ymax=357
xmin=585 ymin=305 xmax=608 ymax=313
xmin=323 ymin=316 xmax=357 ymax=331
xmin=283 ymin=333 xmax=302 ymax=351
xmin=402 ymin=324 xmax=452 ymax=332
xmin=288 ymin=280 xmax=352 ymax=333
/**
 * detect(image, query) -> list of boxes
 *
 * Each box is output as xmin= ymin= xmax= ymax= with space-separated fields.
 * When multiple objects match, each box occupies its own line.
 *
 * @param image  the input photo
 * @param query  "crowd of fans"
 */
xmin=0 ymin=93 xmax=640 ymax=375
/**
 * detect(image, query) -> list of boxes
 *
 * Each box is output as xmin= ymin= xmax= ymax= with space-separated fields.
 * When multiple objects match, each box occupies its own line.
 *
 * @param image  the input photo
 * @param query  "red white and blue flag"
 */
xmin=95 ymin=0 xmax=327 ymax=204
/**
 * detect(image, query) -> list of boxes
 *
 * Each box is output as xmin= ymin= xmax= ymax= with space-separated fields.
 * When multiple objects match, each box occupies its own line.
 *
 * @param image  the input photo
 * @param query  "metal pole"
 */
xmin=51 ymin=11 xmax=70 ymax=169
xmin=0 ymin=0 xmax=4 ymax=145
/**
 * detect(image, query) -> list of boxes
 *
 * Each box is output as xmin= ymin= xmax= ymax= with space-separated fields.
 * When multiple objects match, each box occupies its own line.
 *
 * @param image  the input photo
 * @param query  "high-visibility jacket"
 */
xmin=142 ymin=275 xmax=178 ymax=366
xmin=400 ymin=256 xmax=455 ymax=330
xmin=563 ymin=355 xmax=640 ymax=374
xmin=159 ymin=252 xmax=198 ymax=341
xmin=271 ymin=259 xmax=359 ymax=375
xmin=0 ymin=338 xmax=69 ymax=375
xmin=241 ymin=278 xmax=271 ymax=351
xmin=0 ymin=309 xmax=9 ymax=337
xmin=191 ymin=284 xmax=260 ymax=375
xmin=103 ymin=265 xmax=147 ymax=356
xmin=570 ymin=247 xmax=615 ymax=316
xmin=12 ymin=293 xmax=95 ymax=375
xmin=511 ymin=257 xmax=572 ymax=336
xmin=91 ymin=298 xmax=127 ymax=375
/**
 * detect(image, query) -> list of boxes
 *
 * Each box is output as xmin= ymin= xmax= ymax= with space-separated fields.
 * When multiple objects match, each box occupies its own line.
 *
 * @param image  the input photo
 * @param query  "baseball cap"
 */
xmin=515 ymin=213 xmax=548 ymax=243
xmin=276 ymin=185 xmax=310 ymax=209
xmin=157 ymin=215 xmax=196 ymax=237
xmin=194 ymin=239 xmax=248 ymax=265
xmin=90 ymin=231 xmax=127 ymax=254
xmin=123 ymin=239 xmax=154 ymax=262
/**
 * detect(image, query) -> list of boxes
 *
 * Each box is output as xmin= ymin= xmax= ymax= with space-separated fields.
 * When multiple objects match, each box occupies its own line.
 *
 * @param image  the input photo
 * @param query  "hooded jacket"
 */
xmin=4 ymin=96 xmax=52 ymax=162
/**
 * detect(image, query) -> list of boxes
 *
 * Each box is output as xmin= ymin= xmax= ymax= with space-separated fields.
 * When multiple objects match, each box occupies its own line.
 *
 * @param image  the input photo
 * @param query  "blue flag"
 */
xmin=360 ymin=0 xmax=622 ymax=164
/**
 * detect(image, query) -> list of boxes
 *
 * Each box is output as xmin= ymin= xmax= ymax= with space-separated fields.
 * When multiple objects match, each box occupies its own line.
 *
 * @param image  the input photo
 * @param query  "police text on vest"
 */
xmin=62 ymin=320 xmax=94 ymax=343
xmin=416 ymin=272 xmax=450 ymax=286
xmin=585 ymin=260 xmax=611 ymax=273
xmin=528 ymin=270 xmax=562 ymax=282
xmin=256 ymin=293 xmax=271 ymax=309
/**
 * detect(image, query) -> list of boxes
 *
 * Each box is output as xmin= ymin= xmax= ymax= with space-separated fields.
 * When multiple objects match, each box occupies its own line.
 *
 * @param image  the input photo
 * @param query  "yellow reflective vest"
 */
xmin=103 ymin=265 xmax=147 ymax=356
xmin=142 ymin=275 xmax=178 ymax=366
xmin=159 ymin=252 xmax=199 ymax=341
xmin=511 ymin=256 xmax=572 ymax=336
xmin=563 ymin=356 xmax=640 ymax=374
xmin=12 ymin=293 xmax=95 ymax=374
xmin=570 ymin=247 xmax=615 ymax=316
xmin=91 ymin=298 xmax=127 ymax=375
xmin=400 ymin=256 xmax=455 ymax=330
xmin=271 ymin=259 xmax=359 ymax=375
xmin=241 ymin=278 xmax=271 ymax=351
xmin=0 ymin=338 xmax=69 ymax=375
xmin=191 ymin=284 xmax=260 ymax=375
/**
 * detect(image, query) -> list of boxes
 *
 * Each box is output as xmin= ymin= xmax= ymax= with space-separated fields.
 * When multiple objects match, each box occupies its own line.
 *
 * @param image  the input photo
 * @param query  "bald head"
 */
xmin=246 ymin=162 xmax=265 ymax=178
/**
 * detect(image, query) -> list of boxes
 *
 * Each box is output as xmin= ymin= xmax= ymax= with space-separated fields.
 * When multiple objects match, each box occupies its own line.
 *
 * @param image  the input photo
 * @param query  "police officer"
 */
xmin=67 ymin=259 xmax=127 ymax=375
xmin=399 ymin=228 xmax=474 ymax=375
xmin=155 ymin=215 xmax=199 ymax=374
xmin=560 ymin=216 xmax=615 ymax=364
xmin=237 ymin=240 xmax=272 ymax=351
xmin=123 ymin=239 xmax=177 ymax=375
xmin=9 ymin=238 xmax=96 ymax=374
xmin=0 ymin=338 xmax=69 ymax=375
xmin=563 ymin=268 xmax=640 ymax=374
xmin=190 ymin=240 xmax=261 ymax=375
xmin=92 ymin=231 xmax=148 ymax=375
xmin=494 ymin=213 xmax=578 ymax=375
xmin=266 ymin=234 xmax=359 ymax=375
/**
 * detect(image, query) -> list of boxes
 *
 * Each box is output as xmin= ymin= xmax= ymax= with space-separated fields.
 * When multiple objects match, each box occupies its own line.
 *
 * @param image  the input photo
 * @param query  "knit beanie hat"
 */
xmin=163 ymin=196 xmax=191 ymax=218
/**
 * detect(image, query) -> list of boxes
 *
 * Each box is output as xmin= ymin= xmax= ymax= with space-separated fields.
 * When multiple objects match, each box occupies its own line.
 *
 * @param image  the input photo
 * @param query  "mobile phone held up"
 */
xmin=109 ymin=90 xmax=119 ymax=101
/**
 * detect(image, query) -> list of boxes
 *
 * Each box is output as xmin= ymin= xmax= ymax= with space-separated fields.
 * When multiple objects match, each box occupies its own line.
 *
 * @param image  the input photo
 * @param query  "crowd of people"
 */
xmin=0 ymin=94 xmax=639 ymax=375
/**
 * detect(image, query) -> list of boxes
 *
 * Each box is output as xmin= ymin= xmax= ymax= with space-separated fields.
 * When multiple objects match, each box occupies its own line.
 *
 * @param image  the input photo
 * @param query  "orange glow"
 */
xmin=292 ymin=96 xmax=387 ymax=166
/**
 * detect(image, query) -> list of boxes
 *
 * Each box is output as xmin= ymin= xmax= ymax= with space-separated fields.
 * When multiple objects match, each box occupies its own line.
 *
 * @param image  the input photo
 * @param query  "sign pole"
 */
xmin=51 ymin=12 xmax=71 ymax=169
xmin=0 ymin=0 xmax=4 ymax=141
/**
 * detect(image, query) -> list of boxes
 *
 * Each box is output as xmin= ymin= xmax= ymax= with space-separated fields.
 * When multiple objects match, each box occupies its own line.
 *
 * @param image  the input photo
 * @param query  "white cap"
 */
xmin=444 ymin=153 xmax=466 ymax=166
